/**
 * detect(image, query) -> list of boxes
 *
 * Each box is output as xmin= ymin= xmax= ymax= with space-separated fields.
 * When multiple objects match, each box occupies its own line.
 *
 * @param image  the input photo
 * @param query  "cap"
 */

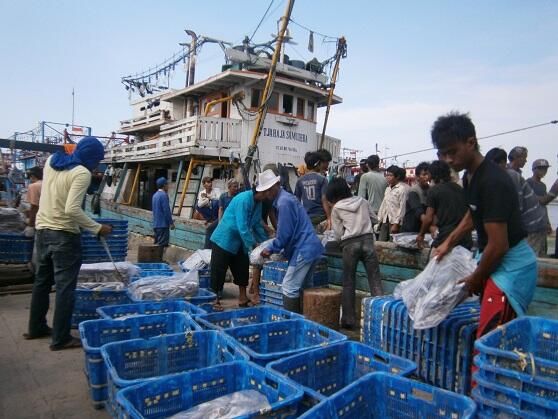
xmin=156 ymin=177 xmax=168 ymax=188
xmin=532 ymin=159 xmax=550 ymax=169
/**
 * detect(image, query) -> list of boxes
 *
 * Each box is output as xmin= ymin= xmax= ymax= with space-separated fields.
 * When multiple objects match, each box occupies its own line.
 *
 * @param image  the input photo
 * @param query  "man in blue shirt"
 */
xmin=260 ymin=169 xmax=324 ymax=313
xmin=294 ymin=151 xmax=329 ymax=227
xmin=152 ymin=177 xmax=175 ymax=247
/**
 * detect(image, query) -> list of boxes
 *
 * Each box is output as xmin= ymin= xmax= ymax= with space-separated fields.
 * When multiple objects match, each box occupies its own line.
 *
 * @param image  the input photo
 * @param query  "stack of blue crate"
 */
xmin=81 ymin=219 xmax=128 ymax=263
xmin=260 ymin=257 xmax=329 ymax=308
xmin=0 ymin=232 xmax=33 ymax=263
xmin=360 ymin=295 xmax=480 ymax=394
xmin=473 ymin=316 xmax=558 ymax=418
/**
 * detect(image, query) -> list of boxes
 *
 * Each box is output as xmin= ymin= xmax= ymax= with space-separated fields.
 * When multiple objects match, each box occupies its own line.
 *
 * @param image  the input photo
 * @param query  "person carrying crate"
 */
xmin=431 ymin=112 xmax=538 ymax=340
xmin=24 ymin=137 xmax=113 ymax=351
xmin=260 ymin=169 xmax=324 ymax=313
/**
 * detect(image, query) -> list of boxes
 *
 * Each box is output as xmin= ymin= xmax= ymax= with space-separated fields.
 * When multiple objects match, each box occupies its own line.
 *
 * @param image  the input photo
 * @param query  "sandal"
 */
xmin=49 ymin=336 xmax=82 ymax=351
xmin=212 ymin=302 xmax=224 ymax=312
xmin=238 ymin=300 xmax=256 ymax=308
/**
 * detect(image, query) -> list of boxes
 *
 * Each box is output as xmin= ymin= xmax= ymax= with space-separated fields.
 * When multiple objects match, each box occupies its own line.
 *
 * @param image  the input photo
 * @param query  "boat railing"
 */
xmin=119 ymin=110 xmax=169 ymax=132
xmin=105 ymin=115 xmax=241 ymax=161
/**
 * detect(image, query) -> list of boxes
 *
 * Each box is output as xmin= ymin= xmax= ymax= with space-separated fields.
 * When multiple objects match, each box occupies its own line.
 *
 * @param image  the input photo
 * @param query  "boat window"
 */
xmin=296 ymin=98 xmax=305 ymax=118
xmin=251 ymin=89 xmax=262 ymax=108
xmin=268 ymin=92 xmax=279 ymax=112
xmin=282 ymin=94 xmax=294 ymax=114
xmin=307 ymin=101 xmax=315 ymax=121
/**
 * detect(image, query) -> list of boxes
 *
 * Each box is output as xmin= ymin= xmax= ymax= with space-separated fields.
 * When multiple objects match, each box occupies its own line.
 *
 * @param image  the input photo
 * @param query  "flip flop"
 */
xmin=238 ymin=300 xmax=256 ymax=308
xmin=212 ymin=302 xmax=224 ymax=312
xmin=49 ymin=336 xmax=82 ymax=351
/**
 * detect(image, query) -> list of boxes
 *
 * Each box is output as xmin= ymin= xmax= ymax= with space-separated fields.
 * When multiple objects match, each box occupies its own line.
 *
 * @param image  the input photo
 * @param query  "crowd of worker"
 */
xmin=20 ymin=112 xmax=558 ymax=352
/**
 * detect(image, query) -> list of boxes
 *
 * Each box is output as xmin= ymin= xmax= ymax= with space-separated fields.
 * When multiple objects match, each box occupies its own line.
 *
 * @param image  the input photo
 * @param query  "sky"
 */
xmin=1 ymin=0 xmax=557 ymax=183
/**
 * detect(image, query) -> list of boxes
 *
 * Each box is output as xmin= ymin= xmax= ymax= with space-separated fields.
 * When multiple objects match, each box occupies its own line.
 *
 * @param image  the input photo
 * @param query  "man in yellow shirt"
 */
xmin=24 ymin=137 xmax=113 ymax=350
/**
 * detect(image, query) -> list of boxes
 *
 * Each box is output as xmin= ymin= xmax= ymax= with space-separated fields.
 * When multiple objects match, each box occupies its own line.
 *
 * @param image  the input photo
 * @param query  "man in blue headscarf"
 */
xmin=25 ymin=136 xmax=113 ymax=351
xmin=152 ymin=177 xmax=175 ymax=247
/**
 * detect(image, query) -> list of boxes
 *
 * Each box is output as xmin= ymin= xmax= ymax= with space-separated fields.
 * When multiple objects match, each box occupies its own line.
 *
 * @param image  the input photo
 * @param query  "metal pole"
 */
xmin=72 ymin=88 xmax=75 ymax=128
xmin=175 ymin=158 xmax=196 ymax=216
xmin=244 ymin=0 xmax=295 ymax=173
xmin=319 ymin=37 xmax=346 ymax=149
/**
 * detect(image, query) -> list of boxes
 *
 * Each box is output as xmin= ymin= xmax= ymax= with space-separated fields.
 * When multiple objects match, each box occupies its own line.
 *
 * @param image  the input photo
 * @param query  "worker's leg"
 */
xmin=209 ymin=243 xmax=230 ymax=309
xmin=526 ymin=230 xmax=547 ymax=257
xmin=229 ymin=248 xmax=250 ymax=306
xmin=340 ymin=241 xmax=360 ymax=328
xmin=282 ymin=254 xmax=315 ymax=314
xmin=362 ymin=236 xmax=383 ymax=296
xmin=249 ymin=265 xmax=262 ymax=304
xmin=50 ymin=230 xmax=82 ymax=348
xmin=27 ymin=230 xmax=55 ymax=337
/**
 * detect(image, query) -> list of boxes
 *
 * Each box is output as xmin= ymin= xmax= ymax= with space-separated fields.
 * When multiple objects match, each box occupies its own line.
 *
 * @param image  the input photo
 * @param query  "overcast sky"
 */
xmin=1 ymin=0 xmax=557 ymax=183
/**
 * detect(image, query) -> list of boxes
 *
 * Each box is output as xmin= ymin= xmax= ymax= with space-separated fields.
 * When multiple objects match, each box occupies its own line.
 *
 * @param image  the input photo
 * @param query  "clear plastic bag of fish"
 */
xmin=180 ymin=249 xmax=212 ymax=271
xmin=391 ymin=232 xmax=433 ymax=250
xmin=78 ymin=262 xmax=139 ymax=284
xmin=76 ymin=282 xmax=125 ymax=291
xmin=0 ymin=208 xmax=27 ymax=233
xmin=167 ymin=389 xmax=271 ymax=419
xmin=249 ymin=239 xmax=276 ymax=266
xmin=393 ymin=245 xmax=477 ymax=329
xmin=128 ymin=271 xmax=199 ymax=301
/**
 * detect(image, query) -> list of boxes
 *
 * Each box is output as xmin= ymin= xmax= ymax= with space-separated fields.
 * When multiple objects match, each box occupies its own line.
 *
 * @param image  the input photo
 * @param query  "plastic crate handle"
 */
xmin=411 ymin=387 xmax=434 ymax=403
xmin=372 ymin=353 xmax=389 ymax=365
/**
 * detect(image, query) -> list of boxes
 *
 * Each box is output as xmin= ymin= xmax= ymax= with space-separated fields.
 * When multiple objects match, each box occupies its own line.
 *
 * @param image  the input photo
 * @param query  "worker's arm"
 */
xmin=357 ymin=176 xmax=368 ymax=199
xmin=218 ymin=207 xmax=224 ymax=221
xmin=266 ymin=202 xmax=296 ymax=255
xmin=432 ymin=210 xmax=474 ymax=260
xmin=162 ymin=193 xmax=174 ymax=229
xmin=331 ymin=207 xmax=344 ymax=240
xmin=235 ymin=195 xmax=257 ymax=253
xmin=539 ymin=180 xmax=558 ymax=205
xmin=416 ymin=206 xmax=435 ymax=248
xmin=458 ymin=222 xmax=509 ymax=294
xmin=64 ymin=170 xmax=102 ymax=235
xmin=28 ymin=205 xmax=39 ymax=227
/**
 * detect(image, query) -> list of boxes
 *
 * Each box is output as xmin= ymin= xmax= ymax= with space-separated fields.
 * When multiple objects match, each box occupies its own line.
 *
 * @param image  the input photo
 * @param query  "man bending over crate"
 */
xmin=24 ymin=137 xmax=113 ymax=350
xmin=431 ymin=112 xmax=537 ymax=339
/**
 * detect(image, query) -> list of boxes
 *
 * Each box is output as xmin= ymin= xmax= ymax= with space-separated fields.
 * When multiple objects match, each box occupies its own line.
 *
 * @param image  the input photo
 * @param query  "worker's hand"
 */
xmin=458 ymin=275 xmax=483 ymax=296
xmin=170 ymin=223 xmax=176 ymax=230
xmin=429 ymin=226 xmax=438 ymax=238
xmin=390 ymin=224 xmax=400 ymax=234
xmin=325 ymin=218 xmax=332 ymax=231
xmin=432 ymin=241 xmax=451 ymax=262
xmin=23 ymin=226 xmax=35 ymax=238
xmin=549 ymin=179 xmax=558 ymax=196
xmin=261 ymin=248 xmax=272 ymax=258
xmin=548 ymin=224 xmax=553 ymax=235
xmin=98 ymin=224 xmax=113 ymax=236
xmin=416 ymin=234 xmax=426 ymax=249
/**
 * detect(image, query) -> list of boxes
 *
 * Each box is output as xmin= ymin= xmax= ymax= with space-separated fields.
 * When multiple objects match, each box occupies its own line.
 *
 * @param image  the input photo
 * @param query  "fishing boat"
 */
xmin=93 ymin=12 xmax=345 ymax=248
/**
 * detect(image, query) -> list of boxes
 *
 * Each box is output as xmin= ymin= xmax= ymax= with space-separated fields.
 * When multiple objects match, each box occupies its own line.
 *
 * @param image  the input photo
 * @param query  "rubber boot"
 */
xmin=282 ymin=295 xmax=301 ymax=314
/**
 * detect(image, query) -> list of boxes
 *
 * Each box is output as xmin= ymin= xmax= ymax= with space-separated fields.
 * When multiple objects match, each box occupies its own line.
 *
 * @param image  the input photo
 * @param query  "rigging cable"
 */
xmin=382 ymin=119 xmax=558 ymax=161
xmin=249 ymin=0 xmax=275 ymax=42
xmin=288 ymin=18 xmax=338 ymax=41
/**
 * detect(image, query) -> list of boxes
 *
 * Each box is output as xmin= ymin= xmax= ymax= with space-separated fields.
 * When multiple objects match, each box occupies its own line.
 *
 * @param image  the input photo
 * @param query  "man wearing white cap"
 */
xmin=259 ymin=169 xmax=324 ymax=313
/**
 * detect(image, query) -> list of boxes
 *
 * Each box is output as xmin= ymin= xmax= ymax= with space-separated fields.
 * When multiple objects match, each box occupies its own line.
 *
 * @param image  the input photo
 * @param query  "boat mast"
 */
xmin=319 ymin=36 xmax=346 ymax=149
xmin=244 ymin=0 xmax=295 ymax=179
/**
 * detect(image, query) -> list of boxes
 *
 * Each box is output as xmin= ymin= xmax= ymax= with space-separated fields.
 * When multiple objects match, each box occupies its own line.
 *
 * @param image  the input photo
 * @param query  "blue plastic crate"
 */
xmin=268 ymin=341 xmax=417 ymax=402
xmin=72 ymin=289 xmax=130 ymax=328
xmin=360 ymin=296 xmax=480 ymax=394
xmin=96 ymin=300 xmax=207 ymax=320
xmin=116 ymin=361 xmax=304 ymax=419
xmin=179 ymin=265 xmax=212 ymax=289
xmin=0 ymin=233 xmax=33 ymax=263
xmin=196 ymin=306 xmax=304 ymax=330
xmin=101 ymin=330 xmax=248 ymax=416
xmin=127 ymin=287 xmax=217 ymax=305
xmin=132 ymin=271 xmax=177 ymax=281
xmin=134 ymin=263 xmax=173 ymax=271
xmin=225 ymin=319 xmax=347 ymax=366
xmin=82 ymin=256 xmax=126 ymax=264
xmin=475 ymin=316 xmax=558 ymax=382
xmin=474 ymin=356 xmax=558 ymax=401
xmin=472 ymin=388 xmax=540 ymax=419
xmin=299 ymin=372 xmax=477 ymax=419
xmin=473 ymin=373 xmax=558 ymax=418
xmin=261 ymin=295 xmax=283 ymax=308
xmin=262 ymin=258 xmax=328 ymax=286
xmin=78 ymin=313 xmax=201 ymax=407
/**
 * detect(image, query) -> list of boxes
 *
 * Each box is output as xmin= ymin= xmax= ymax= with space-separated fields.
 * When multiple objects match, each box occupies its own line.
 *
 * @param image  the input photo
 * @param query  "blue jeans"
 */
xmin=153 ymin=227 xmax=170 ymax=247
xmin=282 ymin=254 xmax=317 ymax=298
xmin=28 ymin=229 xmax=82 ymax=346
xmin=196 ymin=200 xmax=219 ymax=221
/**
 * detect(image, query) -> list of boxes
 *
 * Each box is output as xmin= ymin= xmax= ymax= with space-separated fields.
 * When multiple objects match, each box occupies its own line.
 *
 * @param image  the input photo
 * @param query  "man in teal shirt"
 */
xmin=210 ymin=184 xmax=269 ymax=310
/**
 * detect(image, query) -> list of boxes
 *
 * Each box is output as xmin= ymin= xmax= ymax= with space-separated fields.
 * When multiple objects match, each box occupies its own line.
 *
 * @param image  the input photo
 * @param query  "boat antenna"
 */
xmin=244 ymin=0 xmax=295 ymax=185
xmin=319 ymin=36 xmax=347 ymax=149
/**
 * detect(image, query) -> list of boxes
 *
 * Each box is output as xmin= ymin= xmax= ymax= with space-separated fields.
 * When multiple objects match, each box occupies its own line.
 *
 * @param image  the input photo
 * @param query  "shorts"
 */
xmin=210 ymin=243 xmax=249 ymax=293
